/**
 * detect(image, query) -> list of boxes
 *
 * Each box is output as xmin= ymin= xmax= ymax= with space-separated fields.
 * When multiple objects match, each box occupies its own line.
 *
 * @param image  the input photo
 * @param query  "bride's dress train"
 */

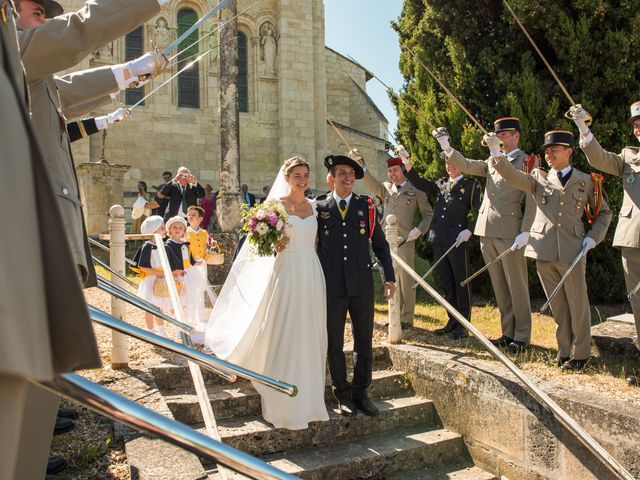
xmin=205 ymin=211 xmax=329 ymax=430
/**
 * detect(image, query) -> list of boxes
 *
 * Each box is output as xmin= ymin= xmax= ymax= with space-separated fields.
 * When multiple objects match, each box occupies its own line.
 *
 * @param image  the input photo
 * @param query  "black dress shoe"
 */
xmin=433 ymin=326 xmax=454 ymax=337
xmin=353 ymin=396 xmax=379 ymax=417
xmin=506 ymin=340 xmax=529 ymax=353
xmin=450 ymin=328 xmax=469 ymax=339
xmin=626 ymin=374 xmax=640 ymax=386
xmin=53 ymin=417 xmax=75 ymax=436
xmin=555 ymin=356 xmax=570 ymax=367
xmin=336 ymin=398 xmax=357 ymax=416
xmin=561 ymin=358 xmax=589 ymax=371
xmin=57 ymin=407 xmax=79 ymax=419
xmin=489 ymin=335 xmax=513 ymax=348
xmin=46 ymin=456 xmax=67 ymax=475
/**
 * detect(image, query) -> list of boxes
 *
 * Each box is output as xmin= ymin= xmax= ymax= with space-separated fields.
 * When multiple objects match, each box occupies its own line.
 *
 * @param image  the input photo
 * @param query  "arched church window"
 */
xmin=178 ymin=8 xmax=200 ymax=108
xmin=238 ymin=31 xmax=248 ymax=113
xmin=125 ymin=26 xmax=144 ymax=106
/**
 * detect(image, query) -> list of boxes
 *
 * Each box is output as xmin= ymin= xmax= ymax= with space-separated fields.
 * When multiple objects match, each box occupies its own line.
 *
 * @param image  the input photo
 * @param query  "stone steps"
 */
xmin=385 ymin=465 xmax=497 ymax=480
xmin=150 ymin=344 xmax=391 ymax=392
xmin=147 ymin=344 xmax=496 ymax=479
xmin=207 ymin=427 xmax=469 ymax=479
xmin=199 ymin=395 xmax=437 ymax=456
xmin=164 ymin=369 xmax=410 ymax=424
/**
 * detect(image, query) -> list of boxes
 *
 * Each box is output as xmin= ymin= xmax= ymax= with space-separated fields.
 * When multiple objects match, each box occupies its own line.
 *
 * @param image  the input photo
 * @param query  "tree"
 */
xmin=393 ymin=0 xmax=640 ymax=302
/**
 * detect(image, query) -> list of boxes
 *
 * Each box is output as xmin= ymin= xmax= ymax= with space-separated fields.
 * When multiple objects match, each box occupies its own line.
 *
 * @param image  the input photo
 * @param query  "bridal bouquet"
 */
xmin=241 ymin=202 xmax=290 ymax=256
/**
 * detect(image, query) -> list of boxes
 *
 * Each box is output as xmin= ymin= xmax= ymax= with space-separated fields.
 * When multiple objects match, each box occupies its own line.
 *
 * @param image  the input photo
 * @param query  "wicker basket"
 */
xmin=206 ymin=245 xmax=225 ymax=265
xmin=152 ymin=277 xmax=184 ymax=298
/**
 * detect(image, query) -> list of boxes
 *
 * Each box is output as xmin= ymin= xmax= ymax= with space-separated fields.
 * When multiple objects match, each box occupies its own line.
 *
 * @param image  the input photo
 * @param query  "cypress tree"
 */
xmin=393 ymin=0 xmax=640 ymax=302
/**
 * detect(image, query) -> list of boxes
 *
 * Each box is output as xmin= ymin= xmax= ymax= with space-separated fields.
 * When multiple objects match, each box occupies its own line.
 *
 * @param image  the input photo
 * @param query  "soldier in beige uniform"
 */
xmin=434 ymin=117 xmax=535 ymax=351
xmin=0 ymin=1 xmax=101 ymax=478
xmin=358 ymin=153 xmax=433 ymax=326
xmin=16 ymin=0 xmax=166 ymax=285
xmin=487 ymin=130 xmax=612 ymax=370
xmin=570 ymin=103 xmax=640 ymax=384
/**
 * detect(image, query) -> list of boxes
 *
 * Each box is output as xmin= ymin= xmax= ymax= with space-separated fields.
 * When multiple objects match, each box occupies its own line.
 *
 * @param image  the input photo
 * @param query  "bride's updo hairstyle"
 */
xmin=283 ymin=156 xmax=310 ymax=176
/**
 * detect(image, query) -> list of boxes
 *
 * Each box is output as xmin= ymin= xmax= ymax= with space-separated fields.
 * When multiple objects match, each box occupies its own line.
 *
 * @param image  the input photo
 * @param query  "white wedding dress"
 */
xmin=205 ymin=202 xmax=329 ymax=430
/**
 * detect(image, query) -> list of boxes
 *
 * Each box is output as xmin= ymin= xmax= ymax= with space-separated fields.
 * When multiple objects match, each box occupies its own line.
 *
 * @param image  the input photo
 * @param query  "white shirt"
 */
xmin=390 ymin=180 xmax=407 ymax=194
xmin=504 ymin=148 xmax=521 ymax=161
xmin=449 ymin=174 xmax=463 ymax=184
xmin=550 ymin=165 xmax=573 ymax=180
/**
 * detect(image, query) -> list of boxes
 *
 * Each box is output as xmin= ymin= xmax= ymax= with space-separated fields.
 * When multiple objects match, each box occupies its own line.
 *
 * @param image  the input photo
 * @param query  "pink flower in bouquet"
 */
xmin=268 ymin=212 xmax=278 ymax=227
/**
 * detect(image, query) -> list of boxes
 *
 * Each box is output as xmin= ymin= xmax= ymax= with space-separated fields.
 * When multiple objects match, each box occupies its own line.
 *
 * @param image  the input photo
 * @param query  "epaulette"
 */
xmin=315 ymin=193 xmax=331 ymax=201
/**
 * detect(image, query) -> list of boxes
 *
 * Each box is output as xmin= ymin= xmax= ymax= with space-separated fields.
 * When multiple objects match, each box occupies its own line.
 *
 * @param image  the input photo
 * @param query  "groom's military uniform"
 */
xmin=316 ymin=156 xmax=395 ymax=409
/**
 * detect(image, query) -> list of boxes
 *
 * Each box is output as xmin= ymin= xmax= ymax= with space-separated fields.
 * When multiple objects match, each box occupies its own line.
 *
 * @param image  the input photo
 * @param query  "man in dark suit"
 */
xmin=240 ymin=183 xmax=256 ymax=207
xmin=316 ymin=155 xmax=396 ymax=417
xmin=401 ymin=147 xmax=482 ymax=338
xmin=160 ymin=167 xmax=205 ymax=221
xmin=152 ymin=171 xmax=172 ymax=217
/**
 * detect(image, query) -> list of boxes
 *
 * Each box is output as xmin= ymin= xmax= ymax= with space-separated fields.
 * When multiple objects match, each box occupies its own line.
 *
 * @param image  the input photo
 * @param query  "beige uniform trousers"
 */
xmin=621 ymin=247 xmax=640 ymax=349
xmin=536 ymin=257 xmax=591 ymax=359
xmin=393 ymin=241 xmax=417 ymax=325
xmin=480 ymin=237 xmax=532 ymax=342
xmin=0 ymin=375 xmax=59 ymax=480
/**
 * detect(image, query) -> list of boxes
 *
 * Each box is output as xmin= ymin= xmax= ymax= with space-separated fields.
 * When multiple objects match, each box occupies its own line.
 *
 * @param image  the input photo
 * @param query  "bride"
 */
xmin=204 ymin=156 xmax=329 ymax=430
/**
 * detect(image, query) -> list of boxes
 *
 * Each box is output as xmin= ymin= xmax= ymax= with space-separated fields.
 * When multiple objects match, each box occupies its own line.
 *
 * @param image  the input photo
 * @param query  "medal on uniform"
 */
xmin=359 ymin=219 xmax=366 ymax=235
xmin=627 ymin=173 xmax=636 ymax=184
xmin=357 ymin=210 xmax=364 ymax=216
xmin=320 ymin=211 xmax=331 ymax=219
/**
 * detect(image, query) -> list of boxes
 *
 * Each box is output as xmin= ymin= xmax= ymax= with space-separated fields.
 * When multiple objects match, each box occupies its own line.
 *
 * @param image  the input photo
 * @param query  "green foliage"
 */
xmin=393 ymin=0 xmax=640 ymax=302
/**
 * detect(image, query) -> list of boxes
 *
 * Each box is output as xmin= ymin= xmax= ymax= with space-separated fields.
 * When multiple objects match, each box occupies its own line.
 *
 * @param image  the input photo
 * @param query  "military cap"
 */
xmin=541 ymin=130 xmax=574 ymax=150
xmin=324 ymin=155 xmax=364 ymax=179
xmin=386 ymin=157 xmax=403 ymax=168
xmin=33 ymin=0 xmax=64 ymax=18
xmin=628 ymin=101 xmax=640 ymax=123
xmin=494 ymin=116 xmax=520 ymax=133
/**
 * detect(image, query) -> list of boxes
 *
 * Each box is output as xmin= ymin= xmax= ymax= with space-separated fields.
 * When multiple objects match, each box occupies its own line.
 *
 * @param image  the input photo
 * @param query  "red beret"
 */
xmin=386 ymin=157 xmax=403 ymax=168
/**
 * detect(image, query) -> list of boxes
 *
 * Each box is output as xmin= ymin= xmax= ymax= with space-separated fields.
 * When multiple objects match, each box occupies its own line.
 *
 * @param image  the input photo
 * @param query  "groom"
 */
xmin=316 ymin=155 xmax=396 ymax=416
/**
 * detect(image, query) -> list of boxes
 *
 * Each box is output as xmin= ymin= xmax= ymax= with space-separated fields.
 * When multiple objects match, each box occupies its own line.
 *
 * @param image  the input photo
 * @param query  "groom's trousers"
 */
xmin=326 ymin=293 xmax=374 ymax=400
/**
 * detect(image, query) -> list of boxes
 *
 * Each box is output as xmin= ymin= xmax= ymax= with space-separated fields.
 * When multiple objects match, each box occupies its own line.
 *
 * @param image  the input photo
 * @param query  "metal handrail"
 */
xmin=36 ymin=373 xmax=297 ymax=480
xmin=89 ymin=306 xmax=297 ymax=397
xmin=93 ymin=255 xmax=138 ymax=289
xmin=96 ymin=275 xmax=194 ymax=333
xmin=89 ymin=237 xmax=136 ymax=266
xmin=390 ymin=251 xmax=635 ymax=480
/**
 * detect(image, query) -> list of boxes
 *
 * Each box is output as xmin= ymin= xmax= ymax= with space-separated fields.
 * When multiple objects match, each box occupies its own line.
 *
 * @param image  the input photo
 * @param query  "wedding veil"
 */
xmin=204 ymin=166 xmax=291 ymax=359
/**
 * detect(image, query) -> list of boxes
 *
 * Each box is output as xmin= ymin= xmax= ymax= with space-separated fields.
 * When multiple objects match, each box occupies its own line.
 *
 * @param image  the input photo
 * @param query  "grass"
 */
xmin=373 ymin=300 xmax=639 ymax=385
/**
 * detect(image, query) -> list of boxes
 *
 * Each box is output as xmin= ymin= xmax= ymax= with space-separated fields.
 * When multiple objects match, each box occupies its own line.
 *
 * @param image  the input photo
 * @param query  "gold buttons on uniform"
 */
xmin=557 ymin=223 xmax=562 ymax=227
xmin=559 ymin=212 xmax=563 ymax=216
xmin=560 ymin=201 xmax=564 ymax=205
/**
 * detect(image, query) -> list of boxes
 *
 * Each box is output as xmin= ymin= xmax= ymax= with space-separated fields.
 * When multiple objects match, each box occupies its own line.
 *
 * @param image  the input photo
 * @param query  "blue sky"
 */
xmin=324 ymin=0 xmax=404 ymax=136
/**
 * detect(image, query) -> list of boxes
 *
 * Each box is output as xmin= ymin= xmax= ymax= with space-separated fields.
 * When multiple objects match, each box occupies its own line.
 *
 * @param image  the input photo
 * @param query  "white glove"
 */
xmin=406 ymin=227 xmax=422 ymax=243
xmin=348 ymin=148 xmax=365 ymax=167
xmin=432 ymin=127 xmax=451 ymax=151
xmin=125 ymin=51 xmax=168 ymax=79
xmin=510 ymin=231 xmax=530 ymax=251
xmin=582 ymin=236 xmax=596 ymax=252
xmin=569 ymin=105 xmax=591 ymax=136
xmin=95 ymin=107 xmax=129 ymax=130
xmin=483 ymin=132 xmax=502 ymax=158
xmin=396 ymin=145 xmax=411 ymax=167
xmin=454 ymin=229 xmax=472 ymax=247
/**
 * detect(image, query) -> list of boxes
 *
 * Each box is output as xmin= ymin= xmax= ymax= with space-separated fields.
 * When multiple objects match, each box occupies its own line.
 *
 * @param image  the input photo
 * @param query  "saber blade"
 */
xmin=412 ymin=242 xmax=457 ymax=289
xmin=162 ymin=0 xmax=228 ymax=56
xmin=460 ymin=248 xmax=512 ymax=287
xmin=540 ymin=246 xmax=587 ymax=313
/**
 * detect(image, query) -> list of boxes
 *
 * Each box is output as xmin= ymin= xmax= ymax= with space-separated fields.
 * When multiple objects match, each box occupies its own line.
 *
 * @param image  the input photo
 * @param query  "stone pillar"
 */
xmin=312 ymin=0 xmax=328 ymax=190
xmin=216 ymin=0 xmax=242 ymax=232
xmin=385 ymin=214 xmax=402 ymax=344
xmin=76 ymin=163 xmax=129 ymax=235
xmin=109 ymin=205 xmax=128 ymax=368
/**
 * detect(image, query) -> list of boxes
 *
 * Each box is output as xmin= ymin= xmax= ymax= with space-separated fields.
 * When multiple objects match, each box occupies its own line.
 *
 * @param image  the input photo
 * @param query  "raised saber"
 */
xmin=540 ymin=245 xmax=588 ymax=313
xmin=460 ymin=248 xmax=512 ymax=287
xmin=412 ymin=242 xmax=458 ymax=289
xmin=502 ymin=0 xmax=590 ymax=124
xmin=405 ymin=46 xmax=488 ymax=135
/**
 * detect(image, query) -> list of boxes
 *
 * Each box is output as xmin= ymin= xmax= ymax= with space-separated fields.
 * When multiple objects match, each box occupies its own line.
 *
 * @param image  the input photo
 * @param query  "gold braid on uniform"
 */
xmin=585 ymin=172 xmax=604 ymax=225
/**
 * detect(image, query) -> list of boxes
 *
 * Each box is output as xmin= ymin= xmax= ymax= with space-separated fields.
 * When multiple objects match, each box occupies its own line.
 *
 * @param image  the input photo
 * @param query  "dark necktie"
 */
xmin=181 ymin=187 xmax=187 ymax=212
xmin=557 ymin=170 xmax=569 ymax=186
xmin=339 ymin=199 xmax=347 ymax=210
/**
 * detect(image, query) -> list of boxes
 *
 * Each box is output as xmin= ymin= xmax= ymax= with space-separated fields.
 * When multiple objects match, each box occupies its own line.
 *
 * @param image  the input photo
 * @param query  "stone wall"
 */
xmin=388 ymin=345 xmax=640 ymax=480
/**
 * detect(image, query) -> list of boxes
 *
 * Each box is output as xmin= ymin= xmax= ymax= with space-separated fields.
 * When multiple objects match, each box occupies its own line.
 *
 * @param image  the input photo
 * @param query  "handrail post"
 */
xmin=385 ymin=214 xmax=402 ymax=344
xmin=109 ymin=205 xmax=128 ymax=368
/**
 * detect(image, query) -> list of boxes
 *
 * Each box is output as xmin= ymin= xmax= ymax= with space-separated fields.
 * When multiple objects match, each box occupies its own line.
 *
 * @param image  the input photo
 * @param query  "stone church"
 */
xmin=61 ymin=0 xmax=392 ymax=227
